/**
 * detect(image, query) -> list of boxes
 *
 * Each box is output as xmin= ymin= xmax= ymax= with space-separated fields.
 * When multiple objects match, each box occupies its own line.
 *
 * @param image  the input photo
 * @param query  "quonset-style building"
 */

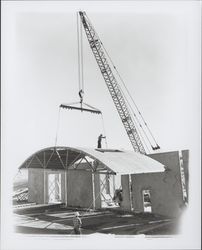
xmin=19 ymin=147 xmax=189 ymax=218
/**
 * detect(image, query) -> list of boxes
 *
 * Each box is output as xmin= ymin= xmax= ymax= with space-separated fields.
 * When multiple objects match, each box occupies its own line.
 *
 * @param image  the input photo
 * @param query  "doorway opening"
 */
xmin=142 ymin=190 xmax=152 ymax=213
xmin=48 ymin=173 xmax=62 ymax=204
xmin=100 ymin=174 xmax=121 ymax=208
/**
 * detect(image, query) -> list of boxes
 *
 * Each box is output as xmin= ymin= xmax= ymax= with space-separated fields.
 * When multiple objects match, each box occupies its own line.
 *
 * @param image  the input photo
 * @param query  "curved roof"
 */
xmin=19 ymin=146 xmax=165 ymax=175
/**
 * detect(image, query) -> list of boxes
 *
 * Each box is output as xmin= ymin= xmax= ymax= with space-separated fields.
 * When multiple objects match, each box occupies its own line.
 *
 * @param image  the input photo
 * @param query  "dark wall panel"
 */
xmin=67 ymin=170 xmax=93 ymax=208
xmin=121 ymin=174 xmax=131 ymax=211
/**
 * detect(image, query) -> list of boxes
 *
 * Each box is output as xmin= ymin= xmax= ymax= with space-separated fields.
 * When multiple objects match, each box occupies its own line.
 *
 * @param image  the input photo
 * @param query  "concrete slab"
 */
xmin=47 ymin=212 xmax=75 ymax=218
xmin=46 ymin=223 xmax=73 ymax=230
xmin=13 ymin=207 xmax=179 ymax=235
xmin=16 ymin=220 xmax=51 ymax=229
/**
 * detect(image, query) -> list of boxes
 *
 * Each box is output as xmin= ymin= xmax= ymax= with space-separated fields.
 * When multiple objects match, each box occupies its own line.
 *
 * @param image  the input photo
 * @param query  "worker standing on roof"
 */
xmin=73 ymin=212 xmax=82 ymax=234
xmin=97 ymin=134 xmax=106 ymax=148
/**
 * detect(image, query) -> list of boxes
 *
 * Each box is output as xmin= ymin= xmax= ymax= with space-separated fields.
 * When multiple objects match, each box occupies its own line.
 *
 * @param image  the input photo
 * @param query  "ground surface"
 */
xmin=13 ymin=205 xmax=179 ymax=236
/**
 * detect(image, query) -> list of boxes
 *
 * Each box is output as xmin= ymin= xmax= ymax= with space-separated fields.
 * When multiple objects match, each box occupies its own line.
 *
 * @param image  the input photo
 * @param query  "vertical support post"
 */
xmin=113 ymin=175 xmax=115 ymax=194
xmin=92 ymin=172 xmax=95 ymax=210
xmin=178 ymin=151 xmax=187 ymax=202
xmin=65 ymin=149 xmax=68 ymax=207
xmin=44 ymin=168 xmax=46 ymax=204
xmin=65 ymin=149 xmax=69 ymax=168
xmin=44 ymin=152 xmax=46 ymax=167
xmin=43 ymin=151 xmax=46 ymax=204
xmin=129 ymin=174 xmax=133 ymax=211
xmin=65 ymin=169 xmax=68 ymax=207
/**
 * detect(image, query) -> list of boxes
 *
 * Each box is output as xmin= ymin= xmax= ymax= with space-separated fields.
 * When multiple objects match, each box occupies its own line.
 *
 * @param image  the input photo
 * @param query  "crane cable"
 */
xmin=101 ymin=113 xmax=108 ymax=149
xmin=55 ymin=14 xmax=107 ymax=149
xmin=114 ymin=69 xmax=160 ymax=149
xmin=119 ymin=85 xmax=151 ymax=153
xmin=77 ymin=13 xmax=81 ymax=92
xmin=100 ymin=43 xmax=159 ymax=149
xmin=80 ymin=13 xmax=84 ymax=92
xmin=77 ymin=12 xmax=84 ymax=97
xmin=84 ymin=14 xmax=150 ymax=149
xmin=78 ymin=12 xmax=108 ymax=149
xmin=85 ymin=13 xmax=158 ymax=150
xmin=119 ymin=83 xmax=152 ymax=152
xmin=54 ymin=107 xmax=61 ymax=147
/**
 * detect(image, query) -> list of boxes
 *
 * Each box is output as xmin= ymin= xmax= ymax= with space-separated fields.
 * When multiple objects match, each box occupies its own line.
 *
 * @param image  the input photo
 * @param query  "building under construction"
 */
xmin=18 ymin=147 xmax=188 ymax=219
xmin=13 ymin=11 xmax=189 ymax=235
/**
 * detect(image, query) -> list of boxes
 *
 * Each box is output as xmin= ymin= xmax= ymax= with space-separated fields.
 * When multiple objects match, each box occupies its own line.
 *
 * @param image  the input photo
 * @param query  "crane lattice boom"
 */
xmin=79 ymin=11 xmax=146 ymax=154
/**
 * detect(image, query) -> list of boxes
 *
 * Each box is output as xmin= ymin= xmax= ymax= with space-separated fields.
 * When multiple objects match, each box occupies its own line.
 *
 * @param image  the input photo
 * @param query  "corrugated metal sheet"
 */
xmin=19 ymin=147 xmax=165 ymax=175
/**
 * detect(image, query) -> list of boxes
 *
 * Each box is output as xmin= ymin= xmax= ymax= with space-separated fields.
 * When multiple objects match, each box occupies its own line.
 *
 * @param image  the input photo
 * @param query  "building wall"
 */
xmin=131 ymin=151 xmax=184 ymax=218
xmin=182 ymin=150 xmax=189 ymax=201
xmin=148 ymin=151 xmax=184 ymax=206
xmin=28 ymin=168 xmax=94 ymax=208
xmin=121 ymin=175 xmax=131 ymax=211
xmin=66 ymin=170 xmax=93 ymax=208
xmin=44 ymin=170 xmax=66 ymax=204
xmin=75 ymin=161 xmax=102 ymax=208
xmin=28 ymin=168 xmax=44 ymax=204
xmin=94 ymin=173 xmax=101 ymax=209
xmin=131 ymin=172 xmax=182 ymax=217
xmin=28 ymin=168 xmax=66 ymax=204
xmin=27 ymin=150 xmax=186 ymax=214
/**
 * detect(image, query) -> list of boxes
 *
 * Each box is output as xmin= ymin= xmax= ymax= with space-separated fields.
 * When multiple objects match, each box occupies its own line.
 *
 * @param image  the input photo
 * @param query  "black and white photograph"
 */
xmin=1 ymin=1 xmax=201 ymax=250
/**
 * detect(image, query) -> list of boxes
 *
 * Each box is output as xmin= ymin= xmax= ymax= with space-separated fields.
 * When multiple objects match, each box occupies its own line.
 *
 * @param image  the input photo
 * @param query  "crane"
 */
xmin=78 ymin=11 xmax=160 ymax=154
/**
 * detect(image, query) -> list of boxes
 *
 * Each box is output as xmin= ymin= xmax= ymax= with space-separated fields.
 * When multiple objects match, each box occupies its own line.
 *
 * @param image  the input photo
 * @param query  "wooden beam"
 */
xmin=83 ymin=157 xmax=95 ymax=171
xmin=24 ymin=155 xmax=35 ymax=169
xmin=35 ymin=154 xmax=45 ymax=168
xmin=65 ymin=149 xmax=69 ymax=169
xmin=68 ymin=153 xmax=82 ymax=169
xmin=45 ymin=149 xmax=55 ymax=168
xmin=74 ymin=157 xmax=84 ymax=169
xmin=55 ymin=150 xmax=66 ymax=169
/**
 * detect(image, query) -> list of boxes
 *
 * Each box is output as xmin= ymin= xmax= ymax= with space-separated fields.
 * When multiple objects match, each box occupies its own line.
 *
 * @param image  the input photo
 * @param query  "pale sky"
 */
xmin=1 ymin=1 xmax=201 ymax=248
xmin=2 ymin=1 xmax=200 ymax=171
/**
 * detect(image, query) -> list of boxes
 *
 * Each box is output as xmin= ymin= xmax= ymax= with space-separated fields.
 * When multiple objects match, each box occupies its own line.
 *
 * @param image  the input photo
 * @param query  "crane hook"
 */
xmin=79 ymin=89 xmax=84 ymax=106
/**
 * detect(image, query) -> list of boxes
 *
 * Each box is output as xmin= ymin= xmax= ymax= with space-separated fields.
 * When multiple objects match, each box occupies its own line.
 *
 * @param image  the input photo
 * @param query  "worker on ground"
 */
xmin=97 ymin=134 xmax=106 ymax=148
xmin=73 ymin=212 xmax=82 ymax=234
xmin=113 ymin=189 xmax=123 ymax=206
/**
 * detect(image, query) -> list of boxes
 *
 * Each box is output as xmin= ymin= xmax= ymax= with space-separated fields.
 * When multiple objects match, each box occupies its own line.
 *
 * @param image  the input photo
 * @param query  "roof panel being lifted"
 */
xmin=77 ymin=147 xmax=165 ymax=174
xmin=19 ymin=146 xmax=165 ymax=175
